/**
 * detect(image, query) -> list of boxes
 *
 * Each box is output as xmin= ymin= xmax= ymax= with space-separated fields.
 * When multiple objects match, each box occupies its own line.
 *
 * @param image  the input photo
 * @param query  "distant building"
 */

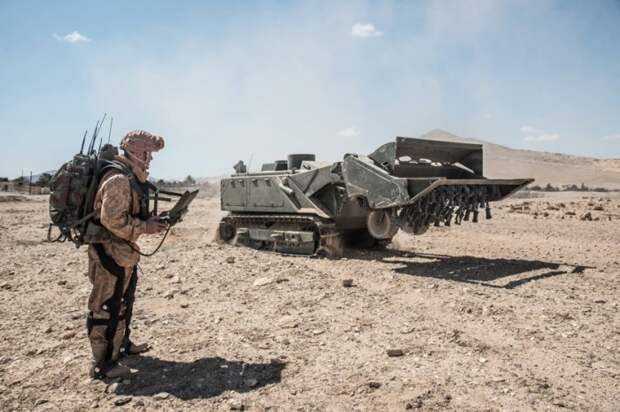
xmin=1 ymin=181 xmax=49 ymax=194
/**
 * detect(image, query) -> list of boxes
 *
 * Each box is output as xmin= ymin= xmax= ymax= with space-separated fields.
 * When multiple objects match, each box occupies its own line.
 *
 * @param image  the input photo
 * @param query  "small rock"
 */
xmin=61 ymin=331 xmax=76 ymax=340
xmin=594 ymin=299 xmax=606 ymax=304
xmin=34 ymin=399 xmax=48 ymax=406
xmin=277 ymin=315 xmax=299 ymax=329
xmin=180 ymin=303 xmax=189 ymax=309
xmin=0 ymin=356 xmax=11 ymax=364
xmin=593 ymin=205 xmax=604 ymax=211
xmin=368 ymin=381 xmax=381 ymax=389
xmin=244 ymin=378 xmax=258 ymax=387
xmin=170 ymin=275 xmax=181 ymax=284
xmin=253 ymin=277 xmax=274 ymax=287
xmin=133 ymin=399 xmax=145 ymax=407
xmin=90 ymin=401 xmax=99 ymax=408
xmin=580 ymin=212 xmax=593 ymax=221
xmin=62 ymin=354 xmax=75 ymax=364
xmin=106 ymin=382 xmax=119 ymax=393
xmin=342 ymin=279 xmax=353 ymax=287
xmin=387 ymin=349 xmax=404 ymax=357
xmin=44 ymin=326 xmax=53 ymax=334
xmin=156 ymin=264 xmax=166 ymax=270
xmin=113 ymin=396 xmax=132 ymax=406
xmin=163 ymin=290 xmax=175 ymax=299
xmin=228 ymin=399 xmax=245 ymax=410
xmin=312 ymin=329 xmax=325 ymax=336
xmin=0 ymin=282 xmax=11 ymax=290
xmin=275 ymin=277 xmax=289 ymax=283
xmin=479 ymin=357 xmax=488 ymax=364
xmin=226 ymin=257 xmax=236 ymax=264
xmin=57 ymin=279 xmax=67 ymax=286
xmin=154 ymin=392 xmax=170 ymax=400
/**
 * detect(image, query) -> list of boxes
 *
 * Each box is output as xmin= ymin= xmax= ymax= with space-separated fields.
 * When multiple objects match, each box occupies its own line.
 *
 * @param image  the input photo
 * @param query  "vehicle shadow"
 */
xmin=347 ymin=249 xmax=590 ymax=289
xmin=115 ymin=355 xmax=286 ymax=400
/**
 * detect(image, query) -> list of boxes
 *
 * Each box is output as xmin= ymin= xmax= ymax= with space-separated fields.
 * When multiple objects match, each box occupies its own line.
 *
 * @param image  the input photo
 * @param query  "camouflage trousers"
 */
xmin=87 ymin=244 xmax=138 ymax=365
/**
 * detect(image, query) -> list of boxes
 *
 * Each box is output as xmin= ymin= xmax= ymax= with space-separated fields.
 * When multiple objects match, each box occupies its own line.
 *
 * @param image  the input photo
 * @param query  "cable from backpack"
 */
xmin=123 ymin=226 xmax=171 ymax=257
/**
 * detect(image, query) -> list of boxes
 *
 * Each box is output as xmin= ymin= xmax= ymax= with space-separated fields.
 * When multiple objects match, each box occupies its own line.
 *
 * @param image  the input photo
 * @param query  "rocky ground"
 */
xmin=0 ymin=191 xmax=618 ymax=411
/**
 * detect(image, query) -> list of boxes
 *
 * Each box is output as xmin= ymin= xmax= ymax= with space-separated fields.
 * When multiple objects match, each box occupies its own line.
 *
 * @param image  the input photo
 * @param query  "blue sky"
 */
xmin=1 ymin=0 xmax=619 ymax=179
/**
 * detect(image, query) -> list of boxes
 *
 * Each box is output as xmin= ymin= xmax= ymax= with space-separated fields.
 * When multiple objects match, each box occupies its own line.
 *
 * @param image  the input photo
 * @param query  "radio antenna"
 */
xmin=95 ymin=113 xmax=107 ymax=139
xmin=88 ymin=120 xmax=100 ymax=154
xmin=107 ymin=117 xmax=114 ymax=144
xmin=79 ymin=129 xmax=88 ymax=155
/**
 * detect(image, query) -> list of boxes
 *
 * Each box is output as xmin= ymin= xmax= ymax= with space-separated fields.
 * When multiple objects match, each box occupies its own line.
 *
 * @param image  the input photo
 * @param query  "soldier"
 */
xmin=87 ymin=130 xmax=167 ymax=379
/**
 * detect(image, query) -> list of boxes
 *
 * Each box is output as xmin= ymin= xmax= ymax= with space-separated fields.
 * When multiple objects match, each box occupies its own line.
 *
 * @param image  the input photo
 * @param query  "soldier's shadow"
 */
xmin=116 ymin=355 xmax=286 ymax=400
xmin=348 ymin=249 xmax=590 ymax=289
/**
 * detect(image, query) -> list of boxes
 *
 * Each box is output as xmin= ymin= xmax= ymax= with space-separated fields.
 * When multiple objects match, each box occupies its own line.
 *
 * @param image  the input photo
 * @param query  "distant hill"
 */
xmin=420 ymin=129 xmax=620 ymax=189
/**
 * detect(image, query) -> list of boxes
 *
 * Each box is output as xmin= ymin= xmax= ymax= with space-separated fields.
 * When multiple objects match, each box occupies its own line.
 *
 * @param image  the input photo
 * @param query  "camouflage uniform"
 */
xmin=86 ymin=131 xmax=164 ymax=378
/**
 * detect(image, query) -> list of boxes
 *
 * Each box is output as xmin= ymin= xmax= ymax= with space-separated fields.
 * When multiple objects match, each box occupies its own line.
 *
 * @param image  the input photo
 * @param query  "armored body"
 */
xmin=218 ymin=137 xmax=533 ymax=257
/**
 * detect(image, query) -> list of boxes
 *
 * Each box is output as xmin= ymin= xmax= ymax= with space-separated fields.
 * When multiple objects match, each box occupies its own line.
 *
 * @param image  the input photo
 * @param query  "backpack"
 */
xmin=48 ymin=143 xmax=149 ymax=247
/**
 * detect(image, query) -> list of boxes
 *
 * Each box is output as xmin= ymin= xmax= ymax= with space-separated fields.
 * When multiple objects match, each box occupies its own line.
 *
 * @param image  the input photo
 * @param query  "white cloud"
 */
xmin=523 ymin=133 xmax=560 ymax=142
xmin=336 ymin=127 xmax=360 ymax=138
xmin=351 ymin=23 xmax=383 ymax=38
xmin=602 ymin=134 xmax=620 ymax=141
xmin=520 ymin=125 xmax=560 ymax=142
xmin=483 ymin=112 xmax=493 ymax=120
xmin=53 ymin=31 xmax=91 ymax=43
xmin=520 ymin=125 xmax=542 ymax=134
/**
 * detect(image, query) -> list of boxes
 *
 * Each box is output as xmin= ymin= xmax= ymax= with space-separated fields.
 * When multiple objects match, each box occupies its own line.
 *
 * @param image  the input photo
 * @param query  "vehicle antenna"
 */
xmin=247 ymin=153 xmax=254 ymax=173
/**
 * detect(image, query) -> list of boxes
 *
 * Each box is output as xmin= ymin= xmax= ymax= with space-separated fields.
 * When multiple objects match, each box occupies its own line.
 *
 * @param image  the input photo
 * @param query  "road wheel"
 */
xmin=367 ymin=209 xmax=398 ymax=239
xmin=217 ymin=221 xmax=236 ymax=242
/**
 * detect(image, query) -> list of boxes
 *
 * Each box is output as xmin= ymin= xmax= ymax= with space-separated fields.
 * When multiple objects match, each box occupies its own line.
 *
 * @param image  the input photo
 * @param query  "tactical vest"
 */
xmin=82 ymin=161 xmax=152 ymax=244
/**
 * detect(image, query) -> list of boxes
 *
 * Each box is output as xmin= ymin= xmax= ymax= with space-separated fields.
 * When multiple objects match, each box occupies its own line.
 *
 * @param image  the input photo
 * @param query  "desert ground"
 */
xmin=0 ymin=190 xmax=618 ymax=411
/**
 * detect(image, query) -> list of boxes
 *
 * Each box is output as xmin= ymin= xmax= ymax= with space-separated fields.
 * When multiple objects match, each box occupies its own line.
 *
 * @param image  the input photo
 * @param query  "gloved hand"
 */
xmin=145 ymin=216 xmax=168 ymax=234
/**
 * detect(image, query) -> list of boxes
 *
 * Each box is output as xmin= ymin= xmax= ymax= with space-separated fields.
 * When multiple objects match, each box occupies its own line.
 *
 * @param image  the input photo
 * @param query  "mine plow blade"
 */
xmin=407 ymin=177 xmax=535 ymax=204
xmin=395 ymin=177 xmax=534 ymax=234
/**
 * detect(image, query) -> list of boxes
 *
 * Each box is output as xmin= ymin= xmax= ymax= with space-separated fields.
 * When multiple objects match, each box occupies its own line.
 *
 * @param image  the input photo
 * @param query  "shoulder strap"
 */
xmin=100 ymin=161 xmax=145 ymax=195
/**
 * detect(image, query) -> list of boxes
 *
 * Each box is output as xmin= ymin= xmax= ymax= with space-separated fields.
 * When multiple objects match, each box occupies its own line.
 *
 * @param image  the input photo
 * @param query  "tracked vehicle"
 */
xmin=217 ymin=137 xmax=533 ymax=257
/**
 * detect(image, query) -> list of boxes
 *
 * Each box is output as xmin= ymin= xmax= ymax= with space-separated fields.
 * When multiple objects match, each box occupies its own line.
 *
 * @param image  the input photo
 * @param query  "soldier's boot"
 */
xmin=120 ymin=339 xmax=150 ymax=357
xmin=89 ymin=361 xmax=132 ymax=380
